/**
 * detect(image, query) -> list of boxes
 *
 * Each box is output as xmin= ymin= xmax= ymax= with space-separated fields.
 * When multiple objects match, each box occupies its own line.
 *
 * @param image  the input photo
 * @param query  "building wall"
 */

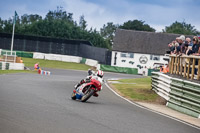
xmin=111 ymin=51 xmax=168 ymax=73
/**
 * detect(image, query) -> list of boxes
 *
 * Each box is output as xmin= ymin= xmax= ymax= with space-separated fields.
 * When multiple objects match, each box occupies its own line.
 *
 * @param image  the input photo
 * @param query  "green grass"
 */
xmin=0 ymin=57 xmax=91 ymax=75
xmin=0 ymin=70 xmax=37 ymax=74
xmin=22 ymin=57 xmax=91 ymax=70
xmin=112 ymin=77 xmax=159 ymax=102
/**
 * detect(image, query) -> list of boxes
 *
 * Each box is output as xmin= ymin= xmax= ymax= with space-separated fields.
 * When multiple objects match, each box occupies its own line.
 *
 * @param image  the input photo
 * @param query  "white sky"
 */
xmin=0 ymin=0 xmax=199 ymax=32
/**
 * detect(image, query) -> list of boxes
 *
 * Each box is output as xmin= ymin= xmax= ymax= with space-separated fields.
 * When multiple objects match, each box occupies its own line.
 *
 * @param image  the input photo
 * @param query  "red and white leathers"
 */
xmin=74 ymin=70 xmax=104 ymax=97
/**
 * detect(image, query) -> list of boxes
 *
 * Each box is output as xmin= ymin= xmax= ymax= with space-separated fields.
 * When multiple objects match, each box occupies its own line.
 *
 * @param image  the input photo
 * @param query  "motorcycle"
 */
xmin=71 ymin=77 xmax=102 ymax=102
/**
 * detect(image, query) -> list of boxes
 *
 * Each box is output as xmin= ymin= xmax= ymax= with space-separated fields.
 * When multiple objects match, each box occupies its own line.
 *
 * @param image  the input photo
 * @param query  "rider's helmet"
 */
xmin=97 ymin=70 xmax=104 ymax=78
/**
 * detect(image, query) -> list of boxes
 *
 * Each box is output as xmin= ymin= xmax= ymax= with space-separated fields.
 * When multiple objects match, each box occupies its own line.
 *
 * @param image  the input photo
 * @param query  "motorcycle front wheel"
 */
xmin=81 ymin=89 xmax=95 ymax=102
xmin=71 ymin=91 xmax=76 ymax=100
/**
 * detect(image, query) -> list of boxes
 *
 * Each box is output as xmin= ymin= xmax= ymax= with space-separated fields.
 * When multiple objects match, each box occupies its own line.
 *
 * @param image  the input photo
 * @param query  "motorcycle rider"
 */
xmin=74 ymin=69 xmax=104 ymax=97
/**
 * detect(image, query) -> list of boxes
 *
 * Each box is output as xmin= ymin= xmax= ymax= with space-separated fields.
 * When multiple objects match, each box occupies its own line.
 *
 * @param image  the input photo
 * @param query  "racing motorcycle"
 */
xmin=71 ymin=77 xmax=102 ymax=102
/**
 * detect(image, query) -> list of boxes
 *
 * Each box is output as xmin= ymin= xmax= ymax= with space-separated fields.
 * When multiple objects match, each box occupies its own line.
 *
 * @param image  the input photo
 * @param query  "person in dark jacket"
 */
xmin=186 ymin=36 xmax=199 ymax=55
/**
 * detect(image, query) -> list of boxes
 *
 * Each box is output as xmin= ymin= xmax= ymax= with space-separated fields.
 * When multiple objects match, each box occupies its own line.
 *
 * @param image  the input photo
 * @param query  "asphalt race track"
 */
xmin=0 ymin=69 xmax=199 ymax=133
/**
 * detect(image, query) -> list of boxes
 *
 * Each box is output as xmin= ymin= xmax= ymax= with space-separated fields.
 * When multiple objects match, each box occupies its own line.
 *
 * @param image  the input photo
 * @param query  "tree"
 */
xmin=0 ymin=8 xmax=112 ymax=49
xmin=79 ymin=15 xmax=87 ymax=30
xmin=2 ymin=18 xmax=13 ymax=33
xmin=119 ymin=20 xmax=155 ymax=32
xmin=163 ymin=21 xmax=200 ymax=35
xmin=0 ymin=18 xmax=3 ymax=32
xmin=100 ymin=22 xmax=117 ymax=47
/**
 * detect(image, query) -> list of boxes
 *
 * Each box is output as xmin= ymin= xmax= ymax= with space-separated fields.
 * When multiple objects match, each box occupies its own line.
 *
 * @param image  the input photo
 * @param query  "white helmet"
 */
xmin=97 ymin=70 xmax=104 ymax=78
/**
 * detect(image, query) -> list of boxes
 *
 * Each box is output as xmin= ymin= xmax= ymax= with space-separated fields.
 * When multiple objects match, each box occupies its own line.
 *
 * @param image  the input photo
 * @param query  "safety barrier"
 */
xmin=85 ymin=59 xmax=98 ymax=67
xmin=0 ymin=62 xmax=24 ymax=70
xmin=100 ymin=64 xmax=138 ymax=74
xmin=152 ymin=72 xmax=200 ymax=118
xmin=33 ymin=53 xmax=83 ymax=63
xmin=33 ymin=52 xmax=99 ymax=65
xmin=33 ymin=52 xmax=45 ymax=59
xmin=62 ymin=55 xmax=82 ymax=63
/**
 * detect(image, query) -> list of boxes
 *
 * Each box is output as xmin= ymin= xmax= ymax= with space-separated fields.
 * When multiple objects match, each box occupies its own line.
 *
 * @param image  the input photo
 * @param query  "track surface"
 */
xmin=0 ymin=69 xmax=199 ymax=133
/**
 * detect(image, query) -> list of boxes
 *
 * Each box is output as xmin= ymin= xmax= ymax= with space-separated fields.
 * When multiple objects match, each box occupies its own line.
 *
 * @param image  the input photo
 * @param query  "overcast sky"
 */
xmin=0 ymin=0 xmax=199 ymax=32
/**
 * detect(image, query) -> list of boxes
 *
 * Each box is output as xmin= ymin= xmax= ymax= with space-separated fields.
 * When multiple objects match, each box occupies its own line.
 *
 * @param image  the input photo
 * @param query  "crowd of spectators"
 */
xmin=168 ymin=35 xmax=200 ymax=56
xmin=167 ymin=34 xmax=200 ymax=75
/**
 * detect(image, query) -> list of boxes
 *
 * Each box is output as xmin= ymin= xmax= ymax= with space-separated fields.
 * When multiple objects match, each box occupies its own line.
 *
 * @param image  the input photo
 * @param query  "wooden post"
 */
xmin=187 ymin=58 xmax=191 ymax=79
xmin=177 ymin=57 xmax=180 ymax=74
xmin=197 ymin=59 xmax=200 ymax=80
xmin=191 ymin=58 xmax=195 ymax=80
xmin=174 ymin=56 xmax=177 ymax=74
xmin=170 ymin=57 xmax=174 ymax=74
xmin=184 ymin=61 xmax=187 ymax=78
xmin=180 ymin=57 xmax=183 ymax=75
xmin=169 ymin=57 xmax=171 ymax=73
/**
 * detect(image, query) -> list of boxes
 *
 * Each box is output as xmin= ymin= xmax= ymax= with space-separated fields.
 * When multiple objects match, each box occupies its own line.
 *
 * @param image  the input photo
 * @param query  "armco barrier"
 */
xmin=100 ymin=64 xmax=138 ymax=74
xmin=44 ymin=54 xmax=62 ymax=61
xmin=0 ymin=62 xmax=24 ymax=70
xmin=151 ymin=72 xmax=171 ymax=101
xmin=9 ymin=63 xmax=24 ymax=70
xmin=151 ymin=72 xmax=200 ymax=118
xmin=33 ymin=52 xmax=45 ymax=59
xmin=43 ymin=53 xmax=82 ymax=63
xmin=85 ymin=59 xmax=98 ymax=67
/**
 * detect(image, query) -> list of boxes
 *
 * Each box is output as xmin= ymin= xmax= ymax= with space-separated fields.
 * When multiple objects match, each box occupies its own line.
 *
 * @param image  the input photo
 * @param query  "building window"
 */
xmin=121 ymin=52 xmax=134 ymax=58
xmin=150 ymin=55 xmax=160 ymax=61
xmin=121 ymin=53 xmax=127 ymax=57
xmin=121 ymin=60 xmax=126 ymax=62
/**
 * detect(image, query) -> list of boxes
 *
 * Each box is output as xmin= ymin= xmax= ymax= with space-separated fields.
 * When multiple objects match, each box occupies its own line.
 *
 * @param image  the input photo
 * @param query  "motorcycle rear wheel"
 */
xmin=81 ymin=89 xmax=95 ymax=102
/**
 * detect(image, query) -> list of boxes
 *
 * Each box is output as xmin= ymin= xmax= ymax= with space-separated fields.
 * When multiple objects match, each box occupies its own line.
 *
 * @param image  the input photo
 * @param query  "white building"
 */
xmin=111 ymin=29 xmax=180 ymax=74
xmin=111 ymin=51 xmax=168 ymax=74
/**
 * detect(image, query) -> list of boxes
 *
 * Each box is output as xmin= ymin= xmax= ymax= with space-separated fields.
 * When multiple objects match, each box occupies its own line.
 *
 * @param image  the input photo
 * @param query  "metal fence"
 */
xmin=0 ymin=32 xmax=111 ymax=65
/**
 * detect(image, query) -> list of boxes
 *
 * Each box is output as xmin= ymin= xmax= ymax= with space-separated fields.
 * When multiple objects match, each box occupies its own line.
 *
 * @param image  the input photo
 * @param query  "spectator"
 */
xmin=34 ymin=62 xmax=40 ymax=70
xmin=168 ymin=41 xmax=179 ymax=54
xmin=184 ymin=44 xmax=189 ymax=54
xmin=168 ymin=41 xmax=175 ymax=54
xmin=187 ymin=36 xmax=199 ymax=55
xmin=186 ymin=37 xmax=192 ymax=47
xmin=176 ymin=35 xmax=185 ymax=53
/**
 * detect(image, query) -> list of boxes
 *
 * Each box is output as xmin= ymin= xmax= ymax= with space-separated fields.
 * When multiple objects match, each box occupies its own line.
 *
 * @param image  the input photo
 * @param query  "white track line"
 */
xmin=105 ymin=82 xmax=200 ymax=130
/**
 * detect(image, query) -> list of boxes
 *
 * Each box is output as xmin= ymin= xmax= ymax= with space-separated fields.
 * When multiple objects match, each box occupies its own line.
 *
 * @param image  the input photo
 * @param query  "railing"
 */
xmin=169 ymin=54 xmax=200 ymax=80
xmin=0 ymin=50 xmax=16 ymax=63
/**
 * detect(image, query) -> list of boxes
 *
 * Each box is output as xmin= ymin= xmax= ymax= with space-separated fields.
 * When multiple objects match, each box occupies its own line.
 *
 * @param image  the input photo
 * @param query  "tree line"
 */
xmin=0 ymin=8 xmax=199 ymax=49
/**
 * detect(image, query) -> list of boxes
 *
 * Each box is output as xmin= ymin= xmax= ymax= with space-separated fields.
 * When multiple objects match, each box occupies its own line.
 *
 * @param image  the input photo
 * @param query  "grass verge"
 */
xmin=0 ymin=57 xmax=91 ymax=74
xmin=110 ymin=77 xmax=164 ymax=103
xmin=0 ymin=70 xmax=37 ymax=74
xmin=22 ymin=57 xmax=91 ymax=70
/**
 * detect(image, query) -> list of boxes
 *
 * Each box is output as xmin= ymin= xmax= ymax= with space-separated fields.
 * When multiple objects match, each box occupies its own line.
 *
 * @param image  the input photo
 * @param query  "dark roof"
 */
xmin=113 ymin=29 xmax=193 ymax=55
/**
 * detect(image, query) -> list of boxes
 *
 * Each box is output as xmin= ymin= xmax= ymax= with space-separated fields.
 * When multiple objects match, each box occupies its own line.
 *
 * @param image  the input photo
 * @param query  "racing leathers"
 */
xmin=74 ymin=71 xmax=103 ymax=97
